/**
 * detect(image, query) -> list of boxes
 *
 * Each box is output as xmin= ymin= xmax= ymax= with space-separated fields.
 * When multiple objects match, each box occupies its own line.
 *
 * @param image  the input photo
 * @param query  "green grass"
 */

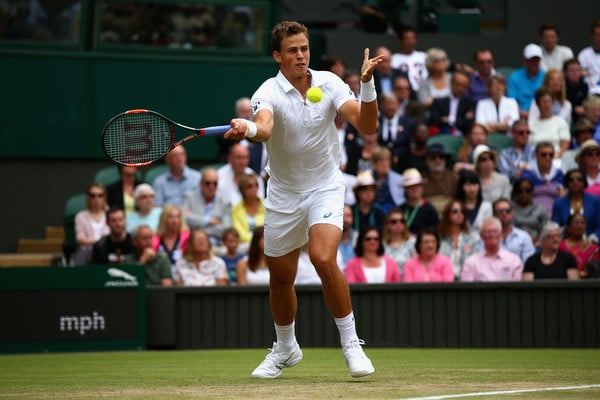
xmin=0 ymin=349 xmax=599 ymax=399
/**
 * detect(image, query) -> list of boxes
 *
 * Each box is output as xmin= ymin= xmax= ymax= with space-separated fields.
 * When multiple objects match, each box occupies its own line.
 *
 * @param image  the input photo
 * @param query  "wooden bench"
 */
xmin=0 ymin=253 xmax=59 ymax=267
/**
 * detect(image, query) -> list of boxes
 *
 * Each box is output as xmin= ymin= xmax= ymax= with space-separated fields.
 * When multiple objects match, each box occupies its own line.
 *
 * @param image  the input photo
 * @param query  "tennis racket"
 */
xmin=102 ymin=109 xmax=231 ymax=166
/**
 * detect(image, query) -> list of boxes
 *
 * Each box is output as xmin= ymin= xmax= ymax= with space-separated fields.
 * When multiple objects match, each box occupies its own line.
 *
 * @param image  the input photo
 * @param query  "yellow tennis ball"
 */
xmin=306 ymin=87 xmax=323 ymax=103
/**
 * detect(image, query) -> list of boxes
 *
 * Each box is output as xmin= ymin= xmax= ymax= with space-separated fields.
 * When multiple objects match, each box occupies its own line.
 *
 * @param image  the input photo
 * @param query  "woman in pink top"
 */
xmin=404 ymin=227 xmax=454 ymax=282
xmin=345 ymin=226 xmax=401 ymax=284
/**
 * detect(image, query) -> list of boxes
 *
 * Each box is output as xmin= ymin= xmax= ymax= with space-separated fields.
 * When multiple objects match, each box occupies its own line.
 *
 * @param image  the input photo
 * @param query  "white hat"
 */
xmin=402 ymin=168 xmax=423 ymax=187
xmin=523 ymin=43 xmax=542 ymax=59
xmin=473 ymin=144 xmax=497 ymax=164
xmin=353 ymin=170 xmax=377 ymax=191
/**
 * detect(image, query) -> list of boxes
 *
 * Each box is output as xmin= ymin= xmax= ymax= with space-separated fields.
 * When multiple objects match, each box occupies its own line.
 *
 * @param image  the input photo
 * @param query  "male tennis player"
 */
xmin=225 ymin=20 xmax=382 ymax=379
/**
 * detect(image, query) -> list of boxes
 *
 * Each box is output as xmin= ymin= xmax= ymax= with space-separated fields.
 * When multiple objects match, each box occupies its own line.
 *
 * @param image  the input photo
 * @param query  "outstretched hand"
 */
xmin=360 ymin=48 xmax=383 ymax=83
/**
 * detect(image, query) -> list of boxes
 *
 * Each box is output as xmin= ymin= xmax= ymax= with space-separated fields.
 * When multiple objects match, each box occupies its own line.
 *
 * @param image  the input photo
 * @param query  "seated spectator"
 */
xmin=422 ymin=143 xmax=458 ymax=216
xmin=217 ymin=143 xmax=265 ymax=207
xmin=418 ymin=47 xmax=451 ymax=107
xmin=472 ymin=145 xmax=512 ymax=203
xmin=219 ymin=228 xmax=245 ymax=284
xmin=346 ymin=132 xmax=378 ymax=176
xmin=576 ymin=139 xmax=600 ymax=197
xmin=551 ymin=169 xmax=600 ymax=242
xmin=394 ymin=123 xmax=428 ymax=173
xmin=577 ymin=21 xmax=600 ymax=95
xmin=559 ymin=213 xmax=600 ymax=278
xmin=236 ymin=226 xmax=269 ymax=285
xmin=339 ymin=205 xmax=358 ymax=270
xmin=563 ymin=59 xmax=589 ymax=123
xmin=539 ymin=23 xmax=574 ymax=72
xmin=91 ymin=207 xmax=134 ymax=264
xmin=528 ymin=88 xmax=571 ymax=159
xmin=521 ymin=142 xmax=565 ymax=214
xmin=454 ymin=123 xmax=488 ymax=172
xmin=181 ymin=168 xmax=231 ymax=243
xmin=382 ymin=207 xmax=415 ymax=278
xmin=438 ymin=200 xmax=480 ymax=280
xmin=428 ymin=71 xmax=475 ymax=137
xmin=507 ymin=44 xmax=545 ymax=119
xmin=461 ymin=217 xmax=524 ymax=282
xmin=126 ymin=184 xmax=162 ymax=233
xmin=174 ymin=229 xmax=228 ymax=286
xmin=231 ymin=173 xmax=265 ymax=245
xmin=391 ymin=26 xmax=428 ymax=93
xmin=152 ymin=145 xmax=201 ymax=207
xmin=465 ymin=48 xmax=499 ymax=103
xmin=344 ymin=226 xmax=401 ymax=284
xmin=523 ymin=222 xmax=579 ymax=280
xmin=296 ymin=243 xmax=344 ymax=285
xmin=455 ymin=170 xmax=493 ymax=233
xmin=400 ymin=168 xmax=439 ymax=234
xmin=528 ymin=69 xmax=573 ymax=126
xmin=371 ymin=146 xmax=405 ymax=213
xmin=152 ymin=204 xmax=190 ymax=278
xmin=351 ymin=170 xmax=386 ymax=233
xmin=392 ymin=75 xmax=426 ymax=123
xmin=403 ymin=227 xmax=454 ymax=283
xmin=498 ymin=119 xmax=536 ymax=181
xmin=493 ymin=198 xmax=536 ymax=263
xmin=106 ymin=165 xmax=140 ymax=216
xmin=377 ymin=93 xmax=415 ymax=167
xmin=511 ymin=177 xmax=549 ymax=243
xmin=475 ymin=75 xmax=519 ymax=134
xmin=372 ymin=46 xmax=408 ymax=100
xmin=582 ymin=95 xmax=600 ymax=142
xmin=123 ymin=224 xmax=172 ymax=286
xmin=73 ymin=183 xmax=109 ymax=265
xmin=561 ymin=119 xmax=595 ymax=173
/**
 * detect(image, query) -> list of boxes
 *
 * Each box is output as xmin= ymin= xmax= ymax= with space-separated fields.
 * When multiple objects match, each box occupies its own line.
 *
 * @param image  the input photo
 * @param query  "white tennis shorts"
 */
xmin=263 ymin=179 xmax=344 ymax=257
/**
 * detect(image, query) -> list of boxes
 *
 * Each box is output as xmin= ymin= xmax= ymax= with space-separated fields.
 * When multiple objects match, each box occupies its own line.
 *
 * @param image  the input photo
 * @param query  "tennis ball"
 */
xmin=306 ymin=87 xmax=323 ymax=103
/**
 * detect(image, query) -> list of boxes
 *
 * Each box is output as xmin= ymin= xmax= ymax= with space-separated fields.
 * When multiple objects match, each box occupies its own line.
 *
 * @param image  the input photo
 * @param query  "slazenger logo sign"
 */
xmin=104 ymin=267 xmax=139 ymax=287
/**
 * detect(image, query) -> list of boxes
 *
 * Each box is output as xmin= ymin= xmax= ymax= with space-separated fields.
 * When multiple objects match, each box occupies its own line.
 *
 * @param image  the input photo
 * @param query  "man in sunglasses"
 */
xmin=498 ymin=119 xmax=536 ymax=182
xmin=492 ymin=198 xmax=535 ymax=263
xmin=422 ymin=143 xmax=458 ymax=216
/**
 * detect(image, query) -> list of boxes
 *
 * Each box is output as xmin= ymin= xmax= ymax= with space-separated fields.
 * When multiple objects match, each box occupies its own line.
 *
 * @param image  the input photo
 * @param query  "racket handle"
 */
xmin=201 ymin=125 xmax=231 ymax=136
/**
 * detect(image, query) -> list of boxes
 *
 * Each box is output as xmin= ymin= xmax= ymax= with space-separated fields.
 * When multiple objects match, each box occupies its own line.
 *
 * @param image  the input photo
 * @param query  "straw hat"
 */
xmin=575 ymin=139 xmax=600 ymax=164
xmin=402 ymin=168 xmax=423 ymax=187
xmin=353 ymin=170 xmax=377 ymax=191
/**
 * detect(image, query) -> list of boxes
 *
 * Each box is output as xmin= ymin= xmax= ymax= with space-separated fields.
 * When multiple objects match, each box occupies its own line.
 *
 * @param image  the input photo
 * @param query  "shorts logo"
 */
xmin=323 ymin=211 xmax=332 ymax=218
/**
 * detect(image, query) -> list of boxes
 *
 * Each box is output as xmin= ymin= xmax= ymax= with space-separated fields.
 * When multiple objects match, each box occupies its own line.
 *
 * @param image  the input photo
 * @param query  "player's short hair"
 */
xmin=270 ymin=21 xmax=308 ymax=53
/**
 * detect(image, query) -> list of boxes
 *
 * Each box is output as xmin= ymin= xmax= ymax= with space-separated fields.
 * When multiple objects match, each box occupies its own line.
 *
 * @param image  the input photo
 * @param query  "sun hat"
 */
xmin=573 ymin=118 xmax=595 ymax=134
xmin=353 ymin=170 xmax=377 ymax=191
xmin=575 ymin=139 xmax=600 ymax=164
xmin=472 ymin=144 xmax=497 ymax=165
xmin=402 ymin=168 xmax=423 ymax=187
xmin=425 ymin=143 xmax=449 ymax=157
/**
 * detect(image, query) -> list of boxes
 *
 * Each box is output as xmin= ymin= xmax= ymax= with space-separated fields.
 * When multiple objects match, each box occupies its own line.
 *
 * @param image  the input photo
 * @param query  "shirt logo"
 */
xmin=323 ymin=211 xmax=333 ymax=218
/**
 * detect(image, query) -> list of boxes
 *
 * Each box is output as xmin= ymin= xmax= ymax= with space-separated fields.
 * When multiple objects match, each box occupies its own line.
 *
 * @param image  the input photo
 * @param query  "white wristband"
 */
xmin=245 ymin=120 xmax=257 ymax=138
xmin=360 ymin=78 xmax=377 ymax=103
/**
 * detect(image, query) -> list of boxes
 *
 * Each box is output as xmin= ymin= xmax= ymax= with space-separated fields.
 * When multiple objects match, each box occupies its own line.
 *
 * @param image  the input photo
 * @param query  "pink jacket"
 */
xmin=344 ymin=255 xmax=401 ymax=283
xmin=403 ymin=254 xmax=454 ymax=282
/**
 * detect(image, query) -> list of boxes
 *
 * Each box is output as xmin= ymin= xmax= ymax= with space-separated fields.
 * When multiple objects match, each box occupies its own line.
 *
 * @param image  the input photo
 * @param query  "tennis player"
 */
xmin=225 ymin=20 xmax=382 ymax=379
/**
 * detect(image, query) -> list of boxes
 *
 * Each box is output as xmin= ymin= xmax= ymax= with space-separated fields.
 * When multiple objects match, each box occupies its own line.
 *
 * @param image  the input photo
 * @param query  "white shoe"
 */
xmin=251 ymin=342 xmax=303 ymax=379
xmin=343 ymin=339 xmax=375 ymax=378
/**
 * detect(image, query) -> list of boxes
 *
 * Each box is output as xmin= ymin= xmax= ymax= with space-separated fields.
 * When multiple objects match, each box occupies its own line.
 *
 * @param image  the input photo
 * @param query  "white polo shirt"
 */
xmin=578 ymin=46 xmax=600 ymax=94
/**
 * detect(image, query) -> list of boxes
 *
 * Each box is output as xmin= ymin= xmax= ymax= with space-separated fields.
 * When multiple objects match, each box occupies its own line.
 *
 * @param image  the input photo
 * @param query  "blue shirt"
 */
xmin=501 ymin=226 xmax=536 ymax=263
xmin=153 ymin=166 xmax=201 ymax=206
xmin=507 ymin=67 xmax=545 ymax=112
xmin=498 ymin=145 xmax=536 ymax=181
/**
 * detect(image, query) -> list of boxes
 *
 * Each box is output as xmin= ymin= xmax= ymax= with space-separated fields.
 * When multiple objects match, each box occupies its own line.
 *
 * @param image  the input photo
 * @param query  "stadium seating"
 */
xmin=426 ymin=135 xmax=465 ymax=160
xmin=63 ymin=193 xmax=86 ymax=244
xmin=143 ymin=165 xmax=169 ymax=184
xmin=94 ymin=165 xmax=142 ymax=186
xmin=486 ymin=132 xmax=514 ymax=151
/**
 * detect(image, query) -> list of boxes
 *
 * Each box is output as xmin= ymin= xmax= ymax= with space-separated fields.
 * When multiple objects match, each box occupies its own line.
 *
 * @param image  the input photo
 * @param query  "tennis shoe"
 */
xmin=343 ymin=339 xmax=375 ymax=378
xmin=251 ymin=342 xmax=303 ymax=379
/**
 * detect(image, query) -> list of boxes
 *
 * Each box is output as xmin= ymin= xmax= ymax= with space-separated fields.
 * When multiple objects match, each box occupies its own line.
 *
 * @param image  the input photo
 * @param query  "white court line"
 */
xmin=398 ymin=384 xmax=600 ymax=400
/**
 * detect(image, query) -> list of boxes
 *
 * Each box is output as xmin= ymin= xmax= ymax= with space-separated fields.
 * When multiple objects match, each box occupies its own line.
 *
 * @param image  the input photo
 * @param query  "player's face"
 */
xmin=273 ymin=33 xmax=310 ymax=80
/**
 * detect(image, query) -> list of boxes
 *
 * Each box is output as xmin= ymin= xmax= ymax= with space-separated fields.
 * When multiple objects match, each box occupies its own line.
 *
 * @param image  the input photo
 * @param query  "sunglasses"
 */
xmin=389 ymin=218 xmax=407 ymax=224
xmin=427 ymin=154 xmax=445 ymax=160
xmin=88 ymin=193 xmax=104 ymax=198
xmin=539 ymin=152 xmax=554 ymax=158
xmin=203 ymin=181 xmax=218 ymax=186
xmin=478 ymin=156 xmax=493 ymax=162
xmin=585 ymin=151 xmax=600 ymax=157
xmin=495 ymin=208 xmax=512 ymax=215
xmin=364 ymin=236 xmax=380 ymax=242
xmin=515 ymin=130 xmax=530 ymax=136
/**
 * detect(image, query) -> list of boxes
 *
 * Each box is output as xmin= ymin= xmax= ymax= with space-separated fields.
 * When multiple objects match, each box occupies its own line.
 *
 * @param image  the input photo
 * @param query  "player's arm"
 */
xmin=340 ymin=48 xmax=382 ymax=135
xmin=225 ymin=109 xmax=273 ymax=142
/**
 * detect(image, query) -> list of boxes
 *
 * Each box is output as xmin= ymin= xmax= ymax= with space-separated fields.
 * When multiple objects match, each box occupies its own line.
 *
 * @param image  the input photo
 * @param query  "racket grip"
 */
xmin=201 ymin=125 xmax=231 ymax=136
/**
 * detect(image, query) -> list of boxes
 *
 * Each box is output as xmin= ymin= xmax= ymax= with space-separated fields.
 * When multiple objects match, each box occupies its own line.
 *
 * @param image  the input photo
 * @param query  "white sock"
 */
xmin=334 ymin=311 xmax=359 ymax=346
xmin=275 ymin=321 xmax=296 ymax=347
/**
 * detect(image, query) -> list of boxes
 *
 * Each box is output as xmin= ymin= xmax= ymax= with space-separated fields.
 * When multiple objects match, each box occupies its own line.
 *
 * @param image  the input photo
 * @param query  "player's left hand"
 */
xmin=360 ymin=48 xmax=383 ymax=82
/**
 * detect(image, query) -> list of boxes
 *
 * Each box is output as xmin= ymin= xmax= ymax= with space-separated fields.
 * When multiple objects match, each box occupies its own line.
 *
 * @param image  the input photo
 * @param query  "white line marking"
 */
xmin=398 ymin=384 xmax=600 ymax=400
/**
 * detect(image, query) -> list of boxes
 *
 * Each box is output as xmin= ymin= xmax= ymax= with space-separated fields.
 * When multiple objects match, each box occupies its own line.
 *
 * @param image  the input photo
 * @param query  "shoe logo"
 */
xmin=323 ymin=211 xmax=332 ymax=218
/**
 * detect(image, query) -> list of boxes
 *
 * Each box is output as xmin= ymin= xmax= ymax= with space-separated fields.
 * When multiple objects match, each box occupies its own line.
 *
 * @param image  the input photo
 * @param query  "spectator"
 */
xmin=551 ymin=169 xmax=600 ymax=242
xmin=371 ymin=146 xmax=405 ymax=213
xmin=577 ymin=20 xmax=600 ymax=95
xmin=521 ymin=142 xmax=566 ymax=214
xmin=351 ymin=170 xmax=386 ymax=233
xmin=576 ymin=138 xmax=600 ymax=197
xmin=466 ymin=49 xmax=499 ymax=103
xmin=507 ymin=44 xmax=545 ymax=119
xmin=123 ymin=224 xmax=173 ymax=286
xmin=394 ymin=122 xmax=428 ymax=173
xmin=72 ymin=183 xmax=110 ymax=265
xmin=231 ymin=173 xmax=265 ymax=245
xmin=403 ymin=227 xmax=454 ymax=283
xmin=559 ymin=213 xmax=600 ymax=278
xmin=417 ymin=47 xmax=451 ymax=107
xmin=346 ymin=130 xmax=379 ymax=176
xmin=428 ymin=70 xmax=475 ymax=137
xmin=216 ymin=97 xmax=254 ymax=163
xmin=339 ymin=205 xmax=358 ymax=270
xmin=391 ymin=26 xmax=428 ymax=93
xmin=382 ymin=207 xmax=415 ymax=278
xmin=106 ymin=165 xmax=141 ymax=216
xmin=523 ymin=222 xmax=579 ymax=280
xmin=219 ymin=227 xmax=245 ymax=284
xmin=454 ymin=123 xmax=488 ymax=172
xmin=152 ymin=204 xmax=190 ymax=278
xmin=582 ymin=95 xmax=600 ymax=142
xmin=181 ymin=168 xmax=231 ymax=243
xmin=493 ymin=198 xmax=536 ymax=263
xmin=528 ymin=69 xmax=573 ymax=126
xmin=475 ymin=75 xmax=519 ymax=134
xmin=422 ymin=143 xmax=458 ymax=215
xmin=438 ymin=200 xmax=480 ymax=280
xmin=454 ymin=170 xmax=493 ymax=234
xmin=344 ymin=70 xmax=361 ymax=97
xmin=528 ymin=88 xmax=571 ymax=158
xmin=472 ymin=144 xmax=512 ymax=203
xmin=295 ymin=243 xmax=344 ymax=285
xmin=152 ymin=145 xmax=201 ymax=207
xmin=498 ymin=119 xmax=536 ymax=181
xmin=511 ymin=177 xmax=549 ymax=243
xmin=392 ymin=75 xmax=425 ymax=122
xmin=377 ymin=92 xmax=416 ymax=165
xmin=563 ymin=59 xmax=589 ymax=123
xmin=372 ymin=46 xmax=408 ymax=101
xmin=461 ymin=217 xmax=524 ymax=282
xmin=539 ymin=23 xmax=574 ymax=72
xmin=561 ymin=118 xmax=595 ymax=173
xmin=174 ymin=229 xmax=228 ymax=286
xmin=345 ymin=226 xmax=401 ymax=284
xmin=126 ymin=183 xmax=162 ymax=233
xmin=217 ymin=143 xmax=265 ymax=207
xmin=236 ymin=226 xmax=269 ymax=285
xmin=317 ymin=56 xmax=346 ymax=78
xmin=400 ymin=168 xmax=439 ymax=235
xmin=91 ymin=207 xmax=134 ymax=265
xmin=334 ymin=112 xmax=350 ymax=171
